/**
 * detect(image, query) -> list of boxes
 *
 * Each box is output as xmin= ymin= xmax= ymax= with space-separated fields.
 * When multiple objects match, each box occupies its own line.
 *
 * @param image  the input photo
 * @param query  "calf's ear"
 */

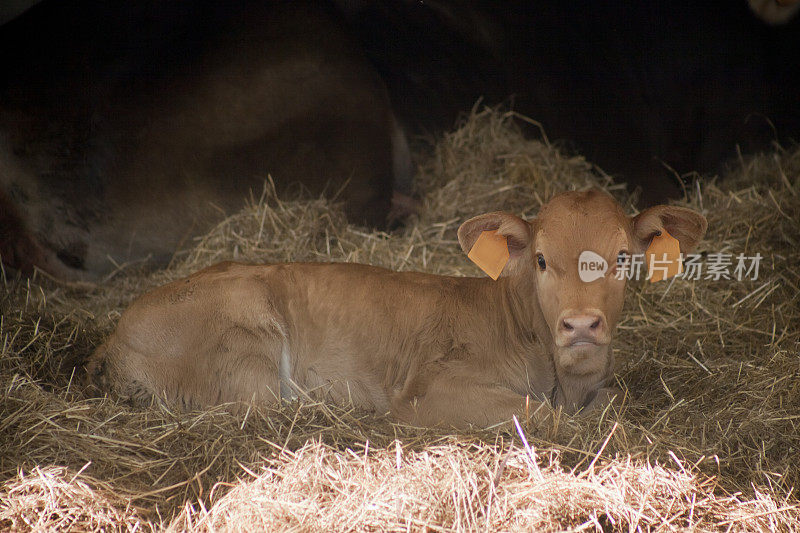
xmin=458 ymin=211 xmax=532 ymax=258
xmin=631 ymin=205 xmax=708 ymax=254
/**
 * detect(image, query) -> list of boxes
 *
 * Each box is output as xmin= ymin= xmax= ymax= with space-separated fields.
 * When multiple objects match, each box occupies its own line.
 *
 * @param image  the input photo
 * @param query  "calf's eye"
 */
xmin=616 ymin=250 xmax=629 ymax=266
xmin=536 ymin=253 xmax=546 ymax=271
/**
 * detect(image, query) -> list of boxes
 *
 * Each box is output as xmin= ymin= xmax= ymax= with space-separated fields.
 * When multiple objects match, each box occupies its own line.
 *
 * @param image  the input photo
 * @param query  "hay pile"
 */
xmin=1 ymin=108 xmax=799 ymax=531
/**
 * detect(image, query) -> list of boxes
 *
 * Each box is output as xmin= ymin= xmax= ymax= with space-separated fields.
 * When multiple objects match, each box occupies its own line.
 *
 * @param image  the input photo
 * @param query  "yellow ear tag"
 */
xmin=467 ymin=230 xmax=510 ymax=281
xmin=645 ymin=229 xmax=682 ymax=283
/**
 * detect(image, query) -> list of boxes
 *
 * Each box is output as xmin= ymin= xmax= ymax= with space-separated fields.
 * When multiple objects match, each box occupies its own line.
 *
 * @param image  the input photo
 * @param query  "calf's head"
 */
xmin=458 ymin=190 xmax=707 ymax=378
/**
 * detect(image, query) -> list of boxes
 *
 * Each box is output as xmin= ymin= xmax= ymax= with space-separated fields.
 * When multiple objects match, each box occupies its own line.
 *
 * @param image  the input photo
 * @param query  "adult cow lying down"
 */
xmin=0 ymin=0 xmax=407 ymax=281
xmin=87 ymin=190 xmax=707 ymax=428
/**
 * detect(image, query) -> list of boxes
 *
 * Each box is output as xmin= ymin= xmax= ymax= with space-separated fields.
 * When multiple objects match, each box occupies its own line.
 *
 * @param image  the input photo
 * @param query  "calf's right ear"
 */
xmin=458 ymin=212 xmax=532 ymax=277
xmin=458 ymin=212 xmax=532 ymax=256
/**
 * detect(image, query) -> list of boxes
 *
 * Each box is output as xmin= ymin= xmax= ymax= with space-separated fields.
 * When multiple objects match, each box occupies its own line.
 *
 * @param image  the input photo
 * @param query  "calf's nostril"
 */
xmin=563 ymin=322 xmax=573 ymax=331
xmin=590 ymin=319 xmax=600 ymax=330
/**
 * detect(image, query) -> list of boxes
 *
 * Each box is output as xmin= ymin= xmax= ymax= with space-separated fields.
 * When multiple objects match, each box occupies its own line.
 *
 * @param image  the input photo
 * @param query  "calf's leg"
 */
xmin=86 ymin=269 xmax=286 ymax=410
xmin=392 ymin=371 xmax=549 ymax=429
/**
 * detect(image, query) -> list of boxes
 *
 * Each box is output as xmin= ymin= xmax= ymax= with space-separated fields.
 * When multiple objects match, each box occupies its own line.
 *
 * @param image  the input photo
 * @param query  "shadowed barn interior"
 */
xmin=1 ymin=1 xmax=800 ymax=530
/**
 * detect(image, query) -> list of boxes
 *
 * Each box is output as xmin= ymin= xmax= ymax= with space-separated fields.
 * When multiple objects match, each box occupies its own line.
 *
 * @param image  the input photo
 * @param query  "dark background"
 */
xmin=334 ymin=1 xmax=800 ymax=200
xmin=3 ymin=0 xmax=799 ymax=201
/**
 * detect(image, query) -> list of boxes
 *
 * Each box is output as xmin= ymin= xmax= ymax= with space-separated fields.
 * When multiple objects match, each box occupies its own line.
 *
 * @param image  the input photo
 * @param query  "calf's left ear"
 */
xmin=631 ymin=205 xmax=708 ymax=254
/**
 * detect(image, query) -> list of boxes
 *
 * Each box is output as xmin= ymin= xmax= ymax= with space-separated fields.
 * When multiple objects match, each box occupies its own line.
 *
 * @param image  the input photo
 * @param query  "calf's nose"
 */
xmin=557 ymin=312 xmax=607 ymax=346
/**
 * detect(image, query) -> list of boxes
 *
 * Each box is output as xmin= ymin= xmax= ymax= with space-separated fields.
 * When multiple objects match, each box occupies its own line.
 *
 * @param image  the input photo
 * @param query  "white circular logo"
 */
xmin=578 ymin=250 xmax=608 ymax=282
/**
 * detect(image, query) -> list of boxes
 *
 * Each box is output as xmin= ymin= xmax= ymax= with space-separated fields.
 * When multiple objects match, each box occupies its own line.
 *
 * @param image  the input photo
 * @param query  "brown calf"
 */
xmin=87 ymin=190 xmax=707 ymax=428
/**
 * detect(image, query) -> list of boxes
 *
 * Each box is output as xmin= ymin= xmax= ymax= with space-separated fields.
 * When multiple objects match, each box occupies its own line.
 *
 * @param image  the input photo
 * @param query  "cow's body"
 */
xmin=0 ymin=0 xmax=408 ymax=281
xmin=92 ymin=262 xmax=567 ymax=427
xmin=749 ymin=0 xmax=800 ymax=24
xmin=88 ymin=190 xmax=707 ymax=428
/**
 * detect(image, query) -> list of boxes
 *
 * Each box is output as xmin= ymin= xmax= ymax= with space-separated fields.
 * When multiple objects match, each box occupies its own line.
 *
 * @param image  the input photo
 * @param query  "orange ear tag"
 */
xmin=467 ymin=230 xmax=510 ymax=281
xmin=645 ymin=229 xmax=682 ymax=283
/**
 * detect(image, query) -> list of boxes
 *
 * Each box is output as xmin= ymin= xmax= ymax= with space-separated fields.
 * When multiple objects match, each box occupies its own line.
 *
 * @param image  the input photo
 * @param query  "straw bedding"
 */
xmin=1 ymin=108 xmax=799 ymax=531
